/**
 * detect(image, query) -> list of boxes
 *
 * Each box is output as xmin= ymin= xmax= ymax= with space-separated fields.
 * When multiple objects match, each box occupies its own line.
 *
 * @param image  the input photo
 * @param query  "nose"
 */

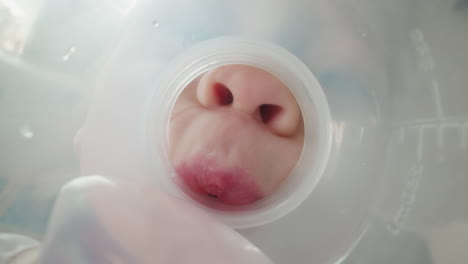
xmin=196 ymin=65 xmax=302 ymax=137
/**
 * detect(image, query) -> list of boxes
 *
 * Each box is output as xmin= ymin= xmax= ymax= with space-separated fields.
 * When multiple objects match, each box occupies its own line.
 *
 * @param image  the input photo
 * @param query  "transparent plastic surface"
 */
xmin=0 ymin=0 xmax=467 ymax=263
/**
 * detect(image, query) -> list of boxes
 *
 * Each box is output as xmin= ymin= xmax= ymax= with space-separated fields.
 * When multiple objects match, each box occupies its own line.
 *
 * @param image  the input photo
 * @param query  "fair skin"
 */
xmin=168 ymin=65 xmax=304 ymax=206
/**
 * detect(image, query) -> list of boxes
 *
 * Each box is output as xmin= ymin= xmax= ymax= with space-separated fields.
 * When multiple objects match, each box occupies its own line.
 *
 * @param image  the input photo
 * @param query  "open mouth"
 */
xmin=175 ymin=156 xmax=263 ymax=206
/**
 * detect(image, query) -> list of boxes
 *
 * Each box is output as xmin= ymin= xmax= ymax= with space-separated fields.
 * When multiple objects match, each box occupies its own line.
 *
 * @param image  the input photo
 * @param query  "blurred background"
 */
xmin=0 ymin=0 xmax=87 ymax=238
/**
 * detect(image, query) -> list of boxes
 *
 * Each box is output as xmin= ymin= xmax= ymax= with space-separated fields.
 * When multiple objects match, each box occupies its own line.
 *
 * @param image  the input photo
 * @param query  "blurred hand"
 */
xmin=38 ymin=175 xmax=273 ymax=264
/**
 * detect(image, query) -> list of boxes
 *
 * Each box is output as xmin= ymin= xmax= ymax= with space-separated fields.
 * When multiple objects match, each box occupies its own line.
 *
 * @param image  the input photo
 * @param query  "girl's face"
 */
xmin=168 ymin=65 xmax=304 ymax=206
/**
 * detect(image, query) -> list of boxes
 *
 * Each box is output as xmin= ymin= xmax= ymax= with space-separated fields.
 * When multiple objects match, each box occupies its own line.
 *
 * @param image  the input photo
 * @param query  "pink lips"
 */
xmin=175 ymin=158 xmax=263 ymax=206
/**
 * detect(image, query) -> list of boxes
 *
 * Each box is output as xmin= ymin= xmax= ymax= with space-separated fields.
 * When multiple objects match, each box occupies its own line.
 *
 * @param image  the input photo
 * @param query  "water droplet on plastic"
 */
xmin=152 ymin=19 xmax=159 ymax=28
xmin=62 ymin=46 xmax=76 ymax=61
xmin=361 ymin=32 xmax=368 ymax=38
xmin=360 ymin=161 xmax=366 ymax=167
xmin=439 ymin=155 xmax=446 ymax=162
xmin=19 ymin=124 xmax=34 ymax=139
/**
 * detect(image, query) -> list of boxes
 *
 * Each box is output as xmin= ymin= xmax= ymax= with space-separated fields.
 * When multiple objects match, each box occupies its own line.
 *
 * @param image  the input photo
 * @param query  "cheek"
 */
xmin=168 ymin=112 xmax=203 ymax=164
xmin=254 ymin=136 xmax=304 ymax=194
xmin=168 ymin=87 xmax=202 ymax=161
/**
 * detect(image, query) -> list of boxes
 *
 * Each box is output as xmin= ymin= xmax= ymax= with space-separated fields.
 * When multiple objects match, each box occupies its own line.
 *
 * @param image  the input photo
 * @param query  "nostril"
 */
xmin=259 ymin=104 xmax=282 ymax=124
xmin=214 ymin=82 xmax=233 ymax=106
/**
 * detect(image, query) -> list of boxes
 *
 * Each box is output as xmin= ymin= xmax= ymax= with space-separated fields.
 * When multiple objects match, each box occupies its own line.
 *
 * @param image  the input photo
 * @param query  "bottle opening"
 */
xmin=146 ymin=37 xmax=332 ymax=228
xmin=168 ymin=64 xmax=305 ymax=208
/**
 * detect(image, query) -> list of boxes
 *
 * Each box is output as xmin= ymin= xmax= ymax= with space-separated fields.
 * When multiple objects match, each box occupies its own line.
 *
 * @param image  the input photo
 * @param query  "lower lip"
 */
xmin=175 ymin=157 xmax=263 ymax=206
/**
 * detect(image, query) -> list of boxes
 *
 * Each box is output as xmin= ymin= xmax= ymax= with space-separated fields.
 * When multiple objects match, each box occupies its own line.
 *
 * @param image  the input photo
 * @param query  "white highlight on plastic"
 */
xmin=396 ymin=119 xmax=467 ymax=129
xmin=152 ymin=19 xmax=160 ymax=29
xmin=244 ymin=244 xmax=261 ymax=254
xmin=387 ymin=163 xmax=424 ymax=236
xmin=411 ymin=28 xmax=435 ymax=73
xmin=359 ymin=127 xmax=365 ymax=144
xmin=462 ymin=125 xmax=467 ymax=149
xmin=62 ymin=46 xmax=76 ymax=61
xmin=19 ymin=124 xmax=34 ymax=139
xmin=410 ymin=28 xmax=447 ymax=151
xmin=1 ymin=0 xmax=25 ymax=17
xmin=399 ymin=127 xmax=405 ymax=144
xmin=396 ymin=120 xmax=468 ymax=151
xmin=107 ymin=0 xmax=137 ymax=16
xmin=417 ymin=127 xmax=424 ymax=161
xmin=430 ymin=80 xmax=445 ymax=120
xmin=333 ymin=121 xmax=345 ymax=147
xmin=62 ymin=175 xmax=117 ymax=191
